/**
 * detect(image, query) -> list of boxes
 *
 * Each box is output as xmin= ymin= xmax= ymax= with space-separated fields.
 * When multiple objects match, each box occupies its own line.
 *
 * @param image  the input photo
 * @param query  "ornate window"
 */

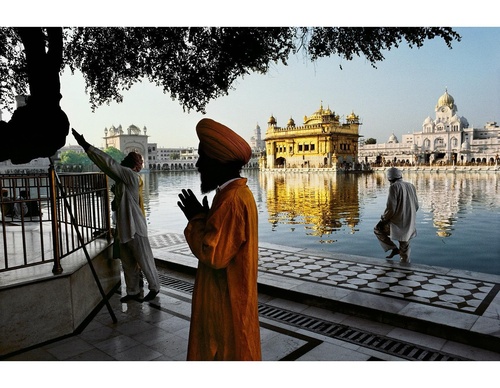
xmin=434 ymin=138 xmax=445 ymax=147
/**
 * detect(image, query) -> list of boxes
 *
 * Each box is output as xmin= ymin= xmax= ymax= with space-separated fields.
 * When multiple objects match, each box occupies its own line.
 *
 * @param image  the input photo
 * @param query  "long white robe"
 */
xmin=382 ymin=179 xmax=419 ymax=242
xmin=86 ymin=146 xmax=159 ymax=294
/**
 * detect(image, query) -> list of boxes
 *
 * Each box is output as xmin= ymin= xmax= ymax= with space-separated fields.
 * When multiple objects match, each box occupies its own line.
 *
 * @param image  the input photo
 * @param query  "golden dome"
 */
xmin=314 ymin=102 xmax=324 ymax=115
xmin=268 ymin=115 xmax=276 ymax=125
xmin=287 ymin=117 xmax=295 ymax=127
xmin=346 ymin=111 xmax=359 ymax=121
xmin=436 ymin=89 xmax=455 ymax=110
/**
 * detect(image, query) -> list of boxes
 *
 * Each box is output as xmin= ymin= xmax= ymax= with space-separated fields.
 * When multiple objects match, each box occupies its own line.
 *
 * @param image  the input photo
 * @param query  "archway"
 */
xmin=275 ymin=157 xmax=286 ymax=168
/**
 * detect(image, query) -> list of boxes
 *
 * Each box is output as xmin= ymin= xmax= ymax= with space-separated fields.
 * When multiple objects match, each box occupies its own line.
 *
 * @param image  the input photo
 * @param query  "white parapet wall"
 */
xmin=0 ymin=240 xmax=120 ymax=357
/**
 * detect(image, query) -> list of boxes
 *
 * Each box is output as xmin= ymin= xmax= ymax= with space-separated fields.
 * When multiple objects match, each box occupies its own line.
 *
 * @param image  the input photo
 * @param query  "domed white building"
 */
xmin=359 ymin=89 xmax=500 ymax=165
xmin=103 ymin=124 xmax=150 ymax=168
xmin=409 ymin=89 xmax=469 ymax=164
xmin=387 ymin=133 xmax=399 ymax=143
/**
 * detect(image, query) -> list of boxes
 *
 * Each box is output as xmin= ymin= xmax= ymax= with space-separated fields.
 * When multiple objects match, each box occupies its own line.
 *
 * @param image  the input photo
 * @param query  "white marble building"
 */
xmin=249 ymin=123 xmax=265 ymax=152
xmin=104 ymin=124 xmax=150 ymax=168
xmin=359 ymin=90 xmax=500 ymax=165
xmin=147 ymin=144 xmax=198 ymax=171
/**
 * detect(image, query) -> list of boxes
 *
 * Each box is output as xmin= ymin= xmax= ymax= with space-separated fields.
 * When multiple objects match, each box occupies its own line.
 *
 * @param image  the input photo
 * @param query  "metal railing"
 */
xmin=0 ymin=170 xmax=111 ymax=274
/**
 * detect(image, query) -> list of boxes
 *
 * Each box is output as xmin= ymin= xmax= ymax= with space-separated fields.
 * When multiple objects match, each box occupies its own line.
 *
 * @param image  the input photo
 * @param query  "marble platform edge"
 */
xmin=259 ymin=242 xmax=500 ymax=284
xmin=149 ymin=232 xmax=500 ymax=284
xmin=153 ymin=245 xmax=500 ymax=354
xmin=0 ymin=239 xmax=112 ymax=290
xmin=0 ymin=243 xmax=120 ymax=358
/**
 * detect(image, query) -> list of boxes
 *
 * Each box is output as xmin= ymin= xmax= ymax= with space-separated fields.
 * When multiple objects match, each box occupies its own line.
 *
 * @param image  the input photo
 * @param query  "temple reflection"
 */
xmin=259 ymin=171 xmax=500 ymax=240
xmin=136 ymin=169 xmax=499 ymax=273
xmin=259 ymin=172 xmax=360 ymax=242
xmin=413 ymin=172 xmax=499 ymax=237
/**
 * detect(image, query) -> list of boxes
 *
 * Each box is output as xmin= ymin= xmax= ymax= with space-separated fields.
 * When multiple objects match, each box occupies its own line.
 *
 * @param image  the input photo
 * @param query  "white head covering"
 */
xmin=386 ymin=167 xmax=402 ymax=180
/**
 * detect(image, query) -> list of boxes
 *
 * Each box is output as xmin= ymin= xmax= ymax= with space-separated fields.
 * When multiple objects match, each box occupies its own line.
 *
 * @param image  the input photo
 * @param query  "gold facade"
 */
xmin=263 ymin=102 xmax=361 ymax=169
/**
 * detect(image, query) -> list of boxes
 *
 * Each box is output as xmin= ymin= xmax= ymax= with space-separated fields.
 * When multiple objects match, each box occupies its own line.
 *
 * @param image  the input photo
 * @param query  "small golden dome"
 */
xmin=437 ymin=89 xmax=455 ymax=109
xmin=347 ymin=111 xmax=358 ymax=121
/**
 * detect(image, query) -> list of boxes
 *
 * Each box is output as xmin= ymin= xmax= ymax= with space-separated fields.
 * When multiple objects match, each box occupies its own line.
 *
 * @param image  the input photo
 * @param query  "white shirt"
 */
xmin=87 ymin=146 xmax=148 ymax=243
xmin=218 ymin=177 xmax=241 ymax=191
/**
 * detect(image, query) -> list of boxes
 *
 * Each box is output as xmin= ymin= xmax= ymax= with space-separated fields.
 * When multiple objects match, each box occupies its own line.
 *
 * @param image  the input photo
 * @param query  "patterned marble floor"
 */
xmin=257 ymin=247 xmax=499 ymax=315
xmin=150 ymin=232 xmax=500 ymax=316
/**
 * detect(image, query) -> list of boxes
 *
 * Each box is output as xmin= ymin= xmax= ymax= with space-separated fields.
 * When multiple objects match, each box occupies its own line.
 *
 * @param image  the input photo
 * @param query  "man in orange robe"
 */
xmin=177 ymin=118 xmax=261 ymax=361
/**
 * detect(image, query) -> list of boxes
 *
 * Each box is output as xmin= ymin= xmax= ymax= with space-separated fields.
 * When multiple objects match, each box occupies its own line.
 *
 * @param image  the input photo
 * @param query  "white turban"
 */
xmin=386 ymin=167 xmax=402 ymax=180
xmin=196 ymin=118 xmax=252 ymax=164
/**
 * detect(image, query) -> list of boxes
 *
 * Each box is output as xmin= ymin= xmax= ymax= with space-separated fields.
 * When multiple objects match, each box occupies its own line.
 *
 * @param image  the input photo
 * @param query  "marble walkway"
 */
xmin=4 ymin=231 xmax=500 ymax=367
xmin=150 ymin=231 xmax=500 ymax=356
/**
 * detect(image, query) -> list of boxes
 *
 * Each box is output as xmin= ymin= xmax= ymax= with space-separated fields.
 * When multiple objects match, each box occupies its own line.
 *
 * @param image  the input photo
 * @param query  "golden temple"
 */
xmin=262 ymin=102 xmax=361 ymax=170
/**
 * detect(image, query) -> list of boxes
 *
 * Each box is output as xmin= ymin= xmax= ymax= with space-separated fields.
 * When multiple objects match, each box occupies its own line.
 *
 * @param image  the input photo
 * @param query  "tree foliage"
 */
xmin=0 ymin=27 xmax=461 ymax=163
xmin=1 ymin=27 xmax=461 ymax=115
xmin=0 ymin=28 xmax=69 ymax=163
xmin=103 ymin=146 xmax=125 ymax=162
xmin=63 ymin=27 xmax=296 ymax=113
xmin=58 ymin=149 xmax=91 ymax=166
xmin=364 ymin=138 xmax=377 ymax=144
xmin=59 ymin=146 xmax=125 ymax=166
xmin=305 ymin=27 xmax=460 ymax=65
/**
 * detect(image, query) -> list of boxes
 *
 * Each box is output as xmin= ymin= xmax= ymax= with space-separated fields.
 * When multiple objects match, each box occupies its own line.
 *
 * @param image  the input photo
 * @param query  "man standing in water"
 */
xmin=374 ymin=167 xmax=419 ymax=263
xmin=177 ymin=118 xmax=261 ymax=361
xmin=72 ymin=129 xmax=161 ymax=302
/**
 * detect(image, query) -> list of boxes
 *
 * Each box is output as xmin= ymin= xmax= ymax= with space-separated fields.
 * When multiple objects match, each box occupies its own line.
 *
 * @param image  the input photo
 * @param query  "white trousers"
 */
xmin=374 ymin=224 xmax=412 ymax=263
xmin=119 ymin=234 xmax=160 ymax=295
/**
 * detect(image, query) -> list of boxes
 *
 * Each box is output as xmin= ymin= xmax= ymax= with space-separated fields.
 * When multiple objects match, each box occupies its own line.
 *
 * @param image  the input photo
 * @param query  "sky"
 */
xmin=1 ymin=3 xmax=499 ymax=151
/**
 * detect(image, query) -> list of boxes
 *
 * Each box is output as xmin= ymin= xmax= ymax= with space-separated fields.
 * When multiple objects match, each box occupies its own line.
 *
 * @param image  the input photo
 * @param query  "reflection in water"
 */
xmin=413 ymin=172 xmax=499 ymax=238
xmin=260 ymin=171 xmax=500 ymax=241
xmin=141 ymin=169 xmax=500 ymax=275
xmin=260 ymin=173 xmax=360 ymax=242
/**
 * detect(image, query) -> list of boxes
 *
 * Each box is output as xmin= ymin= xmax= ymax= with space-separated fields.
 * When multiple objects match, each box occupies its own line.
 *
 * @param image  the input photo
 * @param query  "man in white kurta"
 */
xmin=72 ymin=129 xmax=160 ymax=302
xmin=374 ymin=167 xmax=419 ymax=263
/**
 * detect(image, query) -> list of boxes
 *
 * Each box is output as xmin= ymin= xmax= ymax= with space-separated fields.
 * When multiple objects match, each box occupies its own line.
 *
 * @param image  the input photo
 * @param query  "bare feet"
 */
xmin=386 ymin=248 xmax=400 ymax=259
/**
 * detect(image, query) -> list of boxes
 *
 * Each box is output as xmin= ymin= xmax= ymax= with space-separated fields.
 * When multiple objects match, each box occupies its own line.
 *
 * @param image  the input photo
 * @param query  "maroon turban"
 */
xmin=196 ymin=118 xmax=252 ymax=164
